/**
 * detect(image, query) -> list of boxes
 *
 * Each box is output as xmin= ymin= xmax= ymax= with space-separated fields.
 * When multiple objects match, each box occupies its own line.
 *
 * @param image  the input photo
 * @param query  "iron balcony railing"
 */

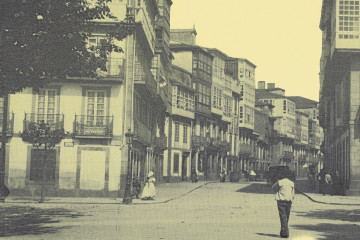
xmin=74 ymin=115 xmax=113 ymax=137
xmin=155 ymin=135 xmax=167 ymax=149
xmin=134 ymin=119 xmax=152 ymax=145
xmin=24 ymin=113 xmax=64 ymax=131
xmin=97 ymin=57 xmax=126 ymax=79
xmin=134 ymin=61 xmax=157 ymax=95
xmin=0 ymin=113 xmax=14 ymax=136
xmin=282 ymin=151 xmax=294 ymax=162
xmin=239 ymin=144 xmax=252 ymax=155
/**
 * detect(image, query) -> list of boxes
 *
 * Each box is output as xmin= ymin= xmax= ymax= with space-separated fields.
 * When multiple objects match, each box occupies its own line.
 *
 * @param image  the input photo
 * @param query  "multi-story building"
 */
xmin=3 ymin=0 xmax=164 ymax=197
xmin=163 ymin=65 xmax=194 ymax=181
xmin=170 ymin=29 xmax=234 ymax=180
xmin=287 ymin=96 xmax=323 ymax=175
xmin=225 ymin=58 xmax=256 ymax=172
xmin=256 ymin=82 xmax=296 ymax=170
xmin=294 ymin=111 xmax=309 ymax=177
xmin=319 ymin=0 xmax=360 ymax=194
xmin=254 ymin=101 xmax=275 ymax=171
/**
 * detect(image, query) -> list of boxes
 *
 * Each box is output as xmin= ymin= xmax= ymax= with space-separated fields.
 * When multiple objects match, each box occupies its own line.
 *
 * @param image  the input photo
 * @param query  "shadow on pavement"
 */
xmin=294 ymin=209 xmax=360 ymax=222
xmin=292 ymin=223 xmax=360 ymax=240
xmin=236 ymin=183 xmax=273 ymax=194
xmin=0 ymin=206 xmax=86 ymax=237
xmin=256 ymin=233 xmax=279 ymax=238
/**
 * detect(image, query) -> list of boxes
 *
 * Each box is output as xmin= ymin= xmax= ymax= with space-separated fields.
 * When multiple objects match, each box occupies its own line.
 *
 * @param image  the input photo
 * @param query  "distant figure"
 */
xmin=317 ymin=169 xmax=326 ymax=195
xmin=324 ymin=171 xmax=333 ymax=195
xmin=132 ymin=177 xmax=141 ymax=199
xmin=191 ymin=168 xmax=198 ymax=183
xmin=272 ymin=170 xmax=295 ymax=239
xmin=220 ymin=168 xmax=226 ymax=182
xmin=141 ymin=171 xmax=156 ymax=200
xmin=331 ymin=170 xmax=341 ymax=196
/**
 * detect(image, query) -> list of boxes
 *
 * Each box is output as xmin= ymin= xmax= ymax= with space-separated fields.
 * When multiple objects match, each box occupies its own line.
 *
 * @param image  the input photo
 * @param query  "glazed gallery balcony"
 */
xmin=74 ymin=115 xmax=113 ymax=138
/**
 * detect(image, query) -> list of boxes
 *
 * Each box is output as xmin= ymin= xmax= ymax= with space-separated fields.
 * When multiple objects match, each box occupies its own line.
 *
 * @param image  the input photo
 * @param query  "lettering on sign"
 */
xmin=84 ymin=127 xmax=106 ymax=135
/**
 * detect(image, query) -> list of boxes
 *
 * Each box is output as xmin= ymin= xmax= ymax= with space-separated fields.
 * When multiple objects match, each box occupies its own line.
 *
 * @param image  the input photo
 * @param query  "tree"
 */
xmin=21 ymin=121 xmax=66 ymax=202
xmin=0 ymin=0 xmax=135 ymax=199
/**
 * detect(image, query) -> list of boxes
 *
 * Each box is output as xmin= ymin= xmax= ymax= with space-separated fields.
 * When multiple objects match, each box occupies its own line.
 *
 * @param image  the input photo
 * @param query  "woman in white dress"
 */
xmin=141 ymin=171 xmax=156 ymax=200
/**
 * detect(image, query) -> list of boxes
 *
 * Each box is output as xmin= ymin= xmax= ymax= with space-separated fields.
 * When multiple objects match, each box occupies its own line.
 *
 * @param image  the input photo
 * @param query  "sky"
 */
xmin=170 ymin=0 xmax=323 ymax=101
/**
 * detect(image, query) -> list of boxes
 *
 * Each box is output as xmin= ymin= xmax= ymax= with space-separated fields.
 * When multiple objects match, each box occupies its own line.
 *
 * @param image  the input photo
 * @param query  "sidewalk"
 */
xmin=3 ymin=181 xmax=211 ymax=205
xmin=295 ymin=178 xmax=360 ymax=206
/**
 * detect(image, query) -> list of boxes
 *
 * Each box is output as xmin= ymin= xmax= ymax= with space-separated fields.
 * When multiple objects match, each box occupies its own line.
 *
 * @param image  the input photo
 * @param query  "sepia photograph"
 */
xmin=0 ymin=0 xmax=359 ymax=239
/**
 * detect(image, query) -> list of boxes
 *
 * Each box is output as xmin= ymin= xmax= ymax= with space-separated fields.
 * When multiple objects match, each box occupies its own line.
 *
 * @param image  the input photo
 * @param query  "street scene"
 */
xmin=1 ymin=179 xmax=360 ymax=239
xmin=1 ymin=0 xmax=360 ymax=239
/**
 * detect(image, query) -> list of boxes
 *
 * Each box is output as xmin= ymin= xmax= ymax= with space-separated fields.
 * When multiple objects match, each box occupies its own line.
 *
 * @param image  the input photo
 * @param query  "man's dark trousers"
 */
xmin=277 ymin=200 xmax=292 ymax=238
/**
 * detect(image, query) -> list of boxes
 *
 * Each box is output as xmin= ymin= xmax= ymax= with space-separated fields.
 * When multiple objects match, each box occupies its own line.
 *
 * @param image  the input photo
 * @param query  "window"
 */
xmin=30 ymin=149 xmax=56 ymax=181
xmin=172 ymin=86 xmax=194 ymax=112
xmin=173 ymin=153 xmax=179 ymax=173
xmin=240 ymin=106 xmax=243 ymax=119
xmin=283 ymin=100 xmax=287 ymax=113
xmin=175 ymin=123 xmax=180 ymax=142
xmin=86 ymin=91 xmax=106 ymax=126
xmin=37 ymin=89 xmax=57 ymax=124
xmin=339 ymin=1 xmax=360 ymax=33
xmin=183 ymin=125 xmax=188 ymax=143
xmin=193 ymin=52 xmax=212 ymax=82
xmin=196 ymin=82 xmax=211 ymax=108
xmin=223 ymin=96 xmax=232 ymax=117
xmin=212 ymin=87 xmax=222 ymax=110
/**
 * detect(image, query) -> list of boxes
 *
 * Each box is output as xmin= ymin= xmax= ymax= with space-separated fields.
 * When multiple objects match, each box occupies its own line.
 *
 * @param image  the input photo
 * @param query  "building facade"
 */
xmin=319 ymin=0 xmax=360 ymax=194
xmin=2 ymin=0 xmax=166 ymax=197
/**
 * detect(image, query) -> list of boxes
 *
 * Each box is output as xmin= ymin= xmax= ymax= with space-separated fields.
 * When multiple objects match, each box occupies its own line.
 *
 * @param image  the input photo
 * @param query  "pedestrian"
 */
xmin=219 ymin=168 xmax=226 ymax=182
xmin=330 ymin=170 xmax=342 ymax=195
xmin=324 ymin=171 xmax=332 ymax=195
xmin=140 ymin=171 xmax=156 ymax=200
xmin=191 ymin=168 xmax=198 ymax=183
xmin=271 ymin=170 xmax=295 ymax=238
xmin=317 ymin=168 xmax=326 ymax=195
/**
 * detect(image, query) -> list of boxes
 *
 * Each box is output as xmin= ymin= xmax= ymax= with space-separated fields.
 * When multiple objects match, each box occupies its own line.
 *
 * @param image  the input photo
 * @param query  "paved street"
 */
xmin=1 ymin=181 xmax=360 ymax=240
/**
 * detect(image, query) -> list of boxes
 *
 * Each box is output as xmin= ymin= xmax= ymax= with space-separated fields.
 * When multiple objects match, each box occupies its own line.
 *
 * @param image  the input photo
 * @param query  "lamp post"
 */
xmin=123 ymin=128 xmax=134 ymax=204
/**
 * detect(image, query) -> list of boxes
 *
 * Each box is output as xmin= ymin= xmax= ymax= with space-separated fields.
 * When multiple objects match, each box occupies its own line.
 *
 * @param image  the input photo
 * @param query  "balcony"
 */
xmin=134 ymin=61 xmax=157 ymax=96
xmin=298 ymin=155 xmax=307 ymax=164
xmin=210 ymin=138 xmax=220 ymax=149
xmin=192 ymin=135 xmax=210 ymax=148
xmin=97 ymin=57 xmax=126 ymax=79
xmin=74 ymin=115 xmax=113 ymax=138
xmin=24 ymin=113 xmax=64 ymax=131
xmin=219 ymin=140 xmax=231 ymax=153
xmin=0 ymin=113 xmax=14 ymax=136
xmin=281 ymin=151 xmax=294 ymax=162
xmin=155 ymin=135 xmax=167 ymax=149
xmin=239 ymin=144 xmax=252 ymax=156
xmin=134 ymin=119 xmax=151 ymax=145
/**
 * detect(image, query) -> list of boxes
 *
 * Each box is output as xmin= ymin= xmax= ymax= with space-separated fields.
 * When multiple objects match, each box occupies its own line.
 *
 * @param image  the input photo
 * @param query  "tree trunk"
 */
xmin=0 ymin=94 xmax=9 ymax=202
xmin=40 ymin=145 xmax=47 ymax=203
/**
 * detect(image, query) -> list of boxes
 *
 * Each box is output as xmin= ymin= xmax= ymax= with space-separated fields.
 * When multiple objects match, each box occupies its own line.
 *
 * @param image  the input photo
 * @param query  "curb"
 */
xmin=297 ymin=189 xmax=360 ymax=206
xmin=130 ymin=181 xmax=215 ymax=205
xmin=2 ymin=182 xmax=214 ymax=206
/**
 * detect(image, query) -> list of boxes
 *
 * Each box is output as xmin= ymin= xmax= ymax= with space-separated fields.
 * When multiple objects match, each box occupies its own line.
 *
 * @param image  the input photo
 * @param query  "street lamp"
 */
xmin=123 ymin=128 xmax=134 ymax=204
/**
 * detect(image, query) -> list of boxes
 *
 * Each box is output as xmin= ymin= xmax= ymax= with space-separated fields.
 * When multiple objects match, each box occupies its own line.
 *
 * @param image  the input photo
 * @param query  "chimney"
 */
xmin=258 ymin=81 xmax=265 ymax=89
xmin=267 ymin=83 xmax=275 ymax=89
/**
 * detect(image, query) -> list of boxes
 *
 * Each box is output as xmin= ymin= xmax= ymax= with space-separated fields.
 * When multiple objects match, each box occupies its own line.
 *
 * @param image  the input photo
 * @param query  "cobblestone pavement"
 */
xmin=1 ymin=180 xmax=360 ymax=239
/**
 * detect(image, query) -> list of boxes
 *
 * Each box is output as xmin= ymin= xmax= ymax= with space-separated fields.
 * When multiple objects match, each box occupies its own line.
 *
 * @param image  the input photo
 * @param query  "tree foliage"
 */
xmin=21 ymin=121 xmax=66 ymax=149
xmin=0 ymin=0 xmax=135 ymax=96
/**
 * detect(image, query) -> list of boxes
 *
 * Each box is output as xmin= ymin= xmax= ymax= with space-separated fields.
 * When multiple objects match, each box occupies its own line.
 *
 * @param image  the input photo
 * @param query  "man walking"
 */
xmin=272 ymin=170 xmax=295 ymax=238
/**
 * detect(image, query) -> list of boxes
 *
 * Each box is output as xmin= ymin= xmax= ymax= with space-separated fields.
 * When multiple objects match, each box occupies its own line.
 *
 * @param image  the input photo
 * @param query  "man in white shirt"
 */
xmin=272 ymin=170 xmax=295 ymax=238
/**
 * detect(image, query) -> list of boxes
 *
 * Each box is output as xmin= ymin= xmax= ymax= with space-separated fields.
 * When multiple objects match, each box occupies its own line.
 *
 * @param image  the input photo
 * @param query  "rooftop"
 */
xmin=287 ymin=96 xmax=318 ymax=109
